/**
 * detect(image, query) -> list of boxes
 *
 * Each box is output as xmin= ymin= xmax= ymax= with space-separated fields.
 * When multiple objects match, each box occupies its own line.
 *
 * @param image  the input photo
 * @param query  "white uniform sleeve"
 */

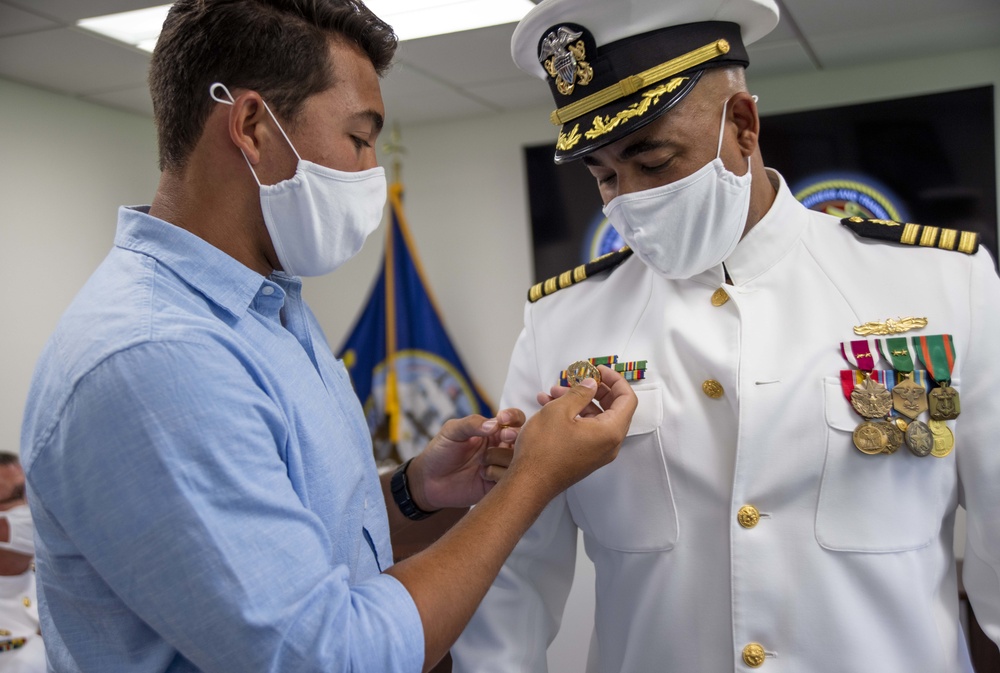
xmin=452 ymin=303 xmax=581 ymax=673
xmin=956 ymin=249 xmax=1000 ymax=646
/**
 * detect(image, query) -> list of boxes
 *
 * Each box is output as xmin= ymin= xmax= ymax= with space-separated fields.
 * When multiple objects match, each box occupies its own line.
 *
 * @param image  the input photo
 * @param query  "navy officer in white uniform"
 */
xmin=452 ymin=0 xmax=1000 ymax=671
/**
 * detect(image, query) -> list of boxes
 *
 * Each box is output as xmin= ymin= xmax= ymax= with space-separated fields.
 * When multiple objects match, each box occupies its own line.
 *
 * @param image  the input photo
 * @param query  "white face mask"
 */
xmin=602 ymin=98 xmax=753 ymax=280
xmin=0 ymin=505 xmax=34 ymax=557
xmin=210 ymin=83 xmax=387 ymax=277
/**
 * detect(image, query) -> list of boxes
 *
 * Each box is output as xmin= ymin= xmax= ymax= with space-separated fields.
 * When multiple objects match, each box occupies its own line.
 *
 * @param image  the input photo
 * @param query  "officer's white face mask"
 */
xmin=210 ymin=83 xmax=387 ymax=277
xmin=0 ymin=505 xmax=34 ymax=557
xmin=602 ymin=97 xmax=753 ymax=280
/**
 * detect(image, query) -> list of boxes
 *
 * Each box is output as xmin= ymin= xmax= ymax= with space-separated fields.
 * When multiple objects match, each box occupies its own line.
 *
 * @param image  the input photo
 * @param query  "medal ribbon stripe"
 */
xmin=912 ymin=334 xmax=955 ymax=385
xmin=878 ymin=337 xmax=915 ymax=373
xmin=841 ymin=339 xmax=877 ymax=372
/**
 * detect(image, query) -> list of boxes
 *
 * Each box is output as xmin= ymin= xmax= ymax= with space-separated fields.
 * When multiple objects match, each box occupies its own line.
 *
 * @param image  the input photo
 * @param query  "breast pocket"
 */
xmin=567 ymin=384 xmax=678 ymax=552
xmin=815 ymin=376 xmax=957 ymax=553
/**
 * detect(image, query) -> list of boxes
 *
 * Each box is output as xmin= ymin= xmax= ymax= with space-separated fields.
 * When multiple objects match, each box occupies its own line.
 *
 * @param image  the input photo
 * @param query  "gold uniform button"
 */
xmin=22 ymin=597 xmax=30 ymax=608
xmin=737 ymin=505 xmax=760 ymax=529
xmin=702 ymin=380 xmax=725 ymax=398
xmin=711 ymin=287 xmax=730 ymax=306
xmin=743 ymin=642 xmax=766 ymax=668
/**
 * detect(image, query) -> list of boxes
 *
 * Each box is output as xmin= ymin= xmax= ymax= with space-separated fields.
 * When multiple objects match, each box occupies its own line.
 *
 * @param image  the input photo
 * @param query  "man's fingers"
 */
xmin=496 ymin=407 xmax=527 ymax=429
xmin=481 ymin=446 xmax=513 ymax=468
xmin=549 ymin=378 xmax=598 ymax=418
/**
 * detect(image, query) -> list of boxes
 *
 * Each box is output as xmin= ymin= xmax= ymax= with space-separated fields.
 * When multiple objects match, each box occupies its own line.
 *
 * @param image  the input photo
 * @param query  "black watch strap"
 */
xmin=390 ymin=458 xmax=437 ymax=521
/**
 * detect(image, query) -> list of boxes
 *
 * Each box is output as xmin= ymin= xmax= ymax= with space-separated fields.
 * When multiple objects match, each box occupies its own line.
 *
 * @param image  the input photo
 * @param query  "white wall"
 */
xmin=1 ymin=77 xmax=161 ymax=455
xmin=2 ymin=43 xmax=998 ymax=673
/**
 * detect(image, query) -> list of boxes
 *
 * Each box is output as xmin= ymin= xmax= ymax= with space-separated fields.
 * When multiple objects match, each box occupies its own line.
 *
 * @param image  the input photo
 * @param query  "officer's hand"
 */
xmin=407 ymin=408 xmax=525 ymax=511
xmin=510 ymin=365 xmax=636 ymax=498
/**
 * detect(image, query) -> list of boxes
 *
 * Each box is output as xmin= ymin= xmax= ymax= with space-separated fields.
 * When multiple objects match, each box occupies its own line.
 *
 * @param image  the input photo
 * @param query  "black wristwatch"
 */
xmin=390 ymin=458 xmax=438 ymax=521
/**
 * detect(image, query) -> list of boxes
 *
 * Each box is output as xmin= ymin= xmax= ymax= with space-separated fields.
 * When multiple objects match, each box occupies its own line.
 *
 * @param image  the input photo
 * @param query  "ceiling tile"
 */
xmin=6 ymin=0 xmax=167 ymax=23
xmin=747 ymin=39 xmax=817 ymax=77
xmin=395 ymin=23 xmax=524 ymax=88
xmin=384 ymin=89 xmax=496 ymax=127
xmin=810 ymin=7 xmax=1000 ymax=70
xmin=83 ymin=84 xmax=153 ymax=117
xmin=0 ymin=3 xmax=59 ymax=37
xmin=464 ymin=78 xmax=552 ymax=112
xmin=782 ymin=0 xmax=997 ymax=35
xmin=0 ymin=28 xmax=149 ymax=95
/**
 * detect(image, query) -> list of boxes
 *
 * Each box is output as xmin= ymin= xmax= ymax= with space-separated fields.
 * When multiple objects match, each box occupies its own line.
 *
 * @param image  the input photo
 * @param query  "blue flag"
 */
xmin=337 ymin=183 xmax=494 ymax=467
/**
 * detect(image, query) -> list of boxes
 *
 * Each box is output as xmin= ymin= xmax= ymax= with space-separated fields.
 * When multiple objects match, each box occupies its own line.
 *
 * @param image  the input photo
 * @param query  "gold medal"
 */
xmin=853 ymin=421 xmax=888 ymax=455
xmin=891 ymin=375 xmax=928 ymax=419
xmin=876 ymin=420 xmax=903 ymax=454
xmin=928 ymin=386 xmax=961 ymax=421
xmin=904 ymin=420 xmax=934 ymax=457
xmin=928 ymin=419 xmax=955 ymax=458
xmin=850 ymin=375 xmax=893 ymax=419
xmin=565 ymin=360 xmax=601 ymax=386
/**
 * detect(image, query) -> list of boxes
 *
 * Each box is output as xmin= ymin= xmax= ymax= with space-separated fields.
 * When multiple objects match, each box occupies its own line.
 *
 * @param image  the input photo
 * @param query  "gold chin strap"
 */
xmin=550 ymin=39 xmax=730 ymax=126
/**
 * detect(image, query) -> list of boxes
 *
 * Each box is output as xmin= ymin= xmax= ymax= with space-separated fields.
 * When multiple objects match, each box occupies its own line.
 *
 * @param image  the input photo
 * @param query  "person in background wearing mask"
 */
xmin=0 ymin=453 xmax=44 ymax=673
xmin=19 ymin=2 xmax=637 ymax=672
xmin=453 ymin=0 xmax=1000 ymax=671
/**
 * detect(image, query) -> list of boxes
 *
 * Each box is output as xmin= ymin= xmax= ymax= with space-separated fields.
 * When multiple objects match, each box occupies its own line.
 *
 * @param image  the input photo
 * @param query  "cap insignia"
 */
xmin=539 ymin=26 xmax=594 ymax=96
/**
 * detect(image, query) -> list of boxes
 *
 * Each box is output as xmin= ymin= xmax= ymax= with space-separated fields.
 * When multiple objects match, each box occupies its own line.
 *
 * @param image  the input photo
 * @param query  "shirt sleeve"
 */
xmin=27 ymin=339 xmax=423 ymax=673
xmin=452 ymin=303 xmax=580 ymax=673
xmin=957 ymin=250 xmax=1000 ymax=647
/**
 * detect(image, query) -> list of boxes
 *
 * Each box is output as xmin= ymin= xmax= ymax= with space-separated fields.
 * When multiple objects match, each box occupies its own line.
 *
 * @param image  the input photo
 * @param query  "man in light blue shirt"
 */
xmin=19 ymin=1 xmax=637 ymax=672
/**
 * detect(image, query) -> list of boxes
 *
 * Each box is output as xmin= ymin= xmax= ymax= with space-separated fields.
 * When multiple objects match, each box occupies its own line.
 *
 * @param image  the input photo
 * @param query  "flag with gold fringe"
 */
xmin=337 ymin=182 xmax=494 ymax=468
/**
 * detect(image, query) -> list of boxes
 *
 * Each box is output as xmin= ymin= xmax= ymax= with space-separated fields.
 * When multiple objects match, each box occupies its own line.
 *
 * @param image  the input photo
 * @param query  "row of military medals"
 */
xmin=842 ymin=335 xmax=959 ymax=457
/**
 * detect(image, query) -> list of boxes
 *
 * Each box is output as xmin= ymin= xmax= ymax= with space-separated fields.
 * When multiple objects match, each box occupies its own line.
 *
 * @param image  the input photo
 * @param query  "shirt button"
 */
xmin=261 ymin=286 xmax=275 ymax=296
xmin=737 ymin=505 xmax=760 ymax=529
xmin=702 ymin=380 xmax=725 ymax=398
xmin=742 ymin=643 xmax=766 ymax=668
xmin=711 ymin=287 xmax=730 ymax=306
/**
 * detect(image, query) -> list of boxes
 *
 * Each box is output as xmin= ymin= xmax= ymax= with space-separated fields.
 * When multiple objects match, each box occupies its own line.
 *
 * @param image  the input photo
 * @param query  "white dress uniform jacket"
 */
xmin=0 ymin=569 xmax=44 ymax=673
xmin=453 ymin=170 xmax=1000 ymax=673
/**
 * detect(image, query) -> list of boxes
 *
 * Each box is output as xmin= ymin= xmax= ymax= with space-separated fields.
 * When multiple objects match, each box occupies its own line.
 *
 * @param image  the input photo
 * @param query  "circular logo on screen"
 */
xmin=792 ymin=173 xmax=909 ymax=222
xmin=582 ymin=212 xmax=625 ymax=263
xmin=364 ymin=350 xmax=482 ymax=463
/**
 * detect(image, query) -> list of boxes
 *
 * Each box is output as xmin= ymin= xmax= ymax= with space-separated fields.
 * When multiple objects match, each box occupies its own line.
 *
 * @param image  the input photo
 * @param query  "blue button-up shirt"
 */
xmin=20 ymin=207 xmax=423 ymax=672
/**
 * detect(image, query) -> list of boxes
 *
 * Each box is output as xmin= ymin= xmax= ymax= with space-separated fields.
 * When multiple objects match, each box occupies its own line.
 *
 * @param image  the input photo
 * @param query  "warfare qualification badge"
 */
xmin=539 ymin=26 xmax=594 ymax=96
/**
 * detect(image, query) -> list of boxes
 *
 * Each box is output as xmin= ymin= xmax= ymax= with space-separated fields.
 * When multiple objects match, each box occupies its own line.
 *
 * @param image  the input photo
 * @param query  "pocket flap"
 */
xmin=824 ymin=376 xmax=857 ymax=431
xmin=626 ymin=385 xmax=664 ymax=436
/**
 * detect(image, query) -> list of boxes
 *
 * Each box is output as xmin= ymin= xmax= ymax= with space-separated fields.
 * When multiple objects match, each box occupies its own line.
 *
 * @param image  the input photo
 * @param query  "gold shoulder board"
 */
xmin=841 ymin=216 xmax=979 ymax=255
xmin=528 ymin=247 xmax=634 ymax=303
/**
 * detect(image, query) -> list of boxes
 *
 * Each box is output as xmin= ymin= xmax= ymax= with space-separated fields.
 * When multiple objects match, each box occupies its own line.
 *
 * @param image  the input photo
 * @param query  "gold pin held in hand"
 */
xmin=565 ymin=360 xmax=601 ymax=386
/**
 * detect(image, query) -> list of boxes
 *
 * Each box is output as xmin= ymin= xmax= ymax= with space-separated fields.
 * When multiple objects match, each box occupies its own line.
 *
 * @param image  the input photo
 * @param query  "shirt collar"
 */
xmin=114 ymin=206 xmax=293 ymax=318
xmin=722 ymin=169 xmax=806 ymax=286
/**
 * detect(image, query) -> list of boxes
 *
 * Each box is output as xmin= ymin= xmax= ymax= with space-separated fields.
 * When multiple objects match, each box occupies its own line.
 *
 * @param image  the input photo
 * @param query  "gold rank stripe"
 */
xmin=550 ymin=39 xmax=730 ymax=126
xmin=843 ymin=217 xmax=979 ymax=256
xmin=528 ymin=247 xmax=634 ymax=303
xmin=959 ymin=230 xmax=978 ymax=254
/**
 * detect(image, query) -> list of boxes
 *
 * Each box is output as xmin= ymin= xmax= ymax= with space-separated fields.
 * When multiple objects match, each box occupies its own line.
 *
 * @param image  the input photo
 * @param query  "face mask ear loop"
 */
xmin=209 ymin=82 xmax=303 ymax=187
xmin=716 ymin=98 xmax=729 ymax=160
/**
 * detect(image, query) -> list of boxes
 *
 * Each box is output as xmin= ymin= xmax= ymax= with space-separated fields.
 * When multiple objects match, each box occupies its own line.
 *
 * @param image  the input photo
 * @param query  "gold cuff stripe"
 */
xmin=901 ymin=223 xmax=920 ymax=245
xmin=558 ymin=270 xmax=574 ymax=288
xmin=573 ymin=265 xmax=588 ymax=283
xmin=550 ymin=39 xmax=730 ymax=126
xmin=919 ymin=226 xmax=939 ymax=247
xmin=529 ymin=283 xmax=543 ymax=303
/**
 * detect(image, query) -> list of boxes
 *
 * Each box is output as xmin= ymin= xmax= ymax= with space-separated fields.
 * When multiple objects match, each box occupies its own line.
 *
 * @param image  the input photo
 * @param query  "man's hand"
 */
xmin=407 ymin=408 xmax=525 ymax=511
xmin=511 ymin=365 xmax=637 ymax=498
